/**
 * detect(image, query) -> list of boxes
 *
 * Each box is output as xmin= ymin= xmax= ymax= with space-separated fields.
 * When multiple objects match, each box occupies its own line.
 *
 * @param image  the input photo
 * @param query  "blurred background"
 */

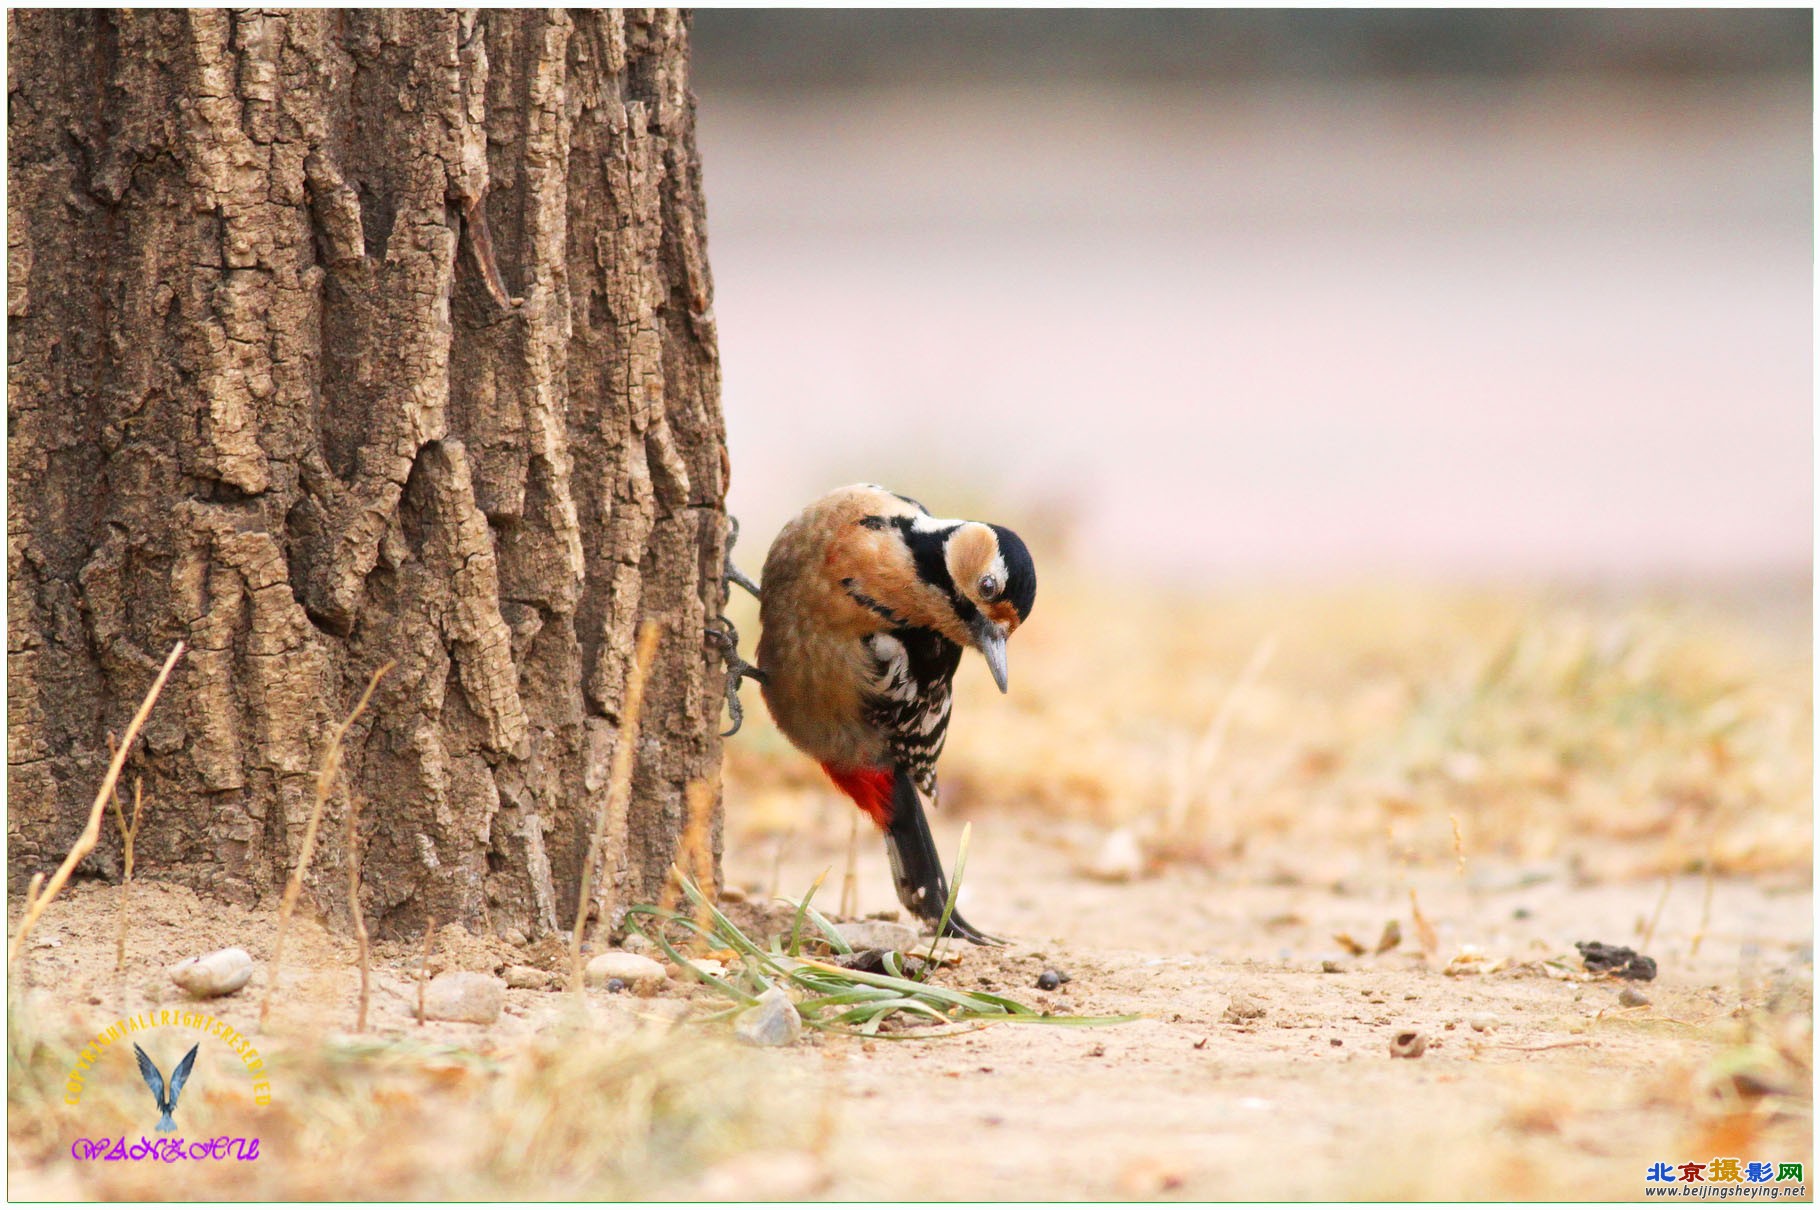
xmin=694 ymin=10 xmax=1811 ymax=585
xmin=691 ymin=12 xmax=1811 ymax=896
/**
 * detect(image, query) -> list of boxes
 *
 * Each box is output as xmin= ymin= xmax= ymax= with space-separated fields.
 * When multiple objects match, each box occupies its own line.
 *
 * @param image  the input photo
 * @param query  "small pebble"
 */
xmin=605 ymin=978 xmax=627 ymax=994
xmin=503 ymin=965 xmax=551 ymax=990
xmin=1389 ymin=1030 xmax=1428 ymax=1059
xmin=1320 ymin=960 xmax=1343 ymax=974
xmin=1330 ymin=1038 xmax=1343 ymax=1047
xmin=423 ymin=972 xmax=506 ymax=1024
xmin=1618 ymin=986 xmax=1651 ymax=1008
xmin=734 ymin=987 xmax=802 ymax=1047
xmin=1222 ymin=993 xmax=1267 ymax=1023
xmin=1084 ymin=827 xmax=1144 ymax=882
xmin=835 ymin=920 xmax=923 ymax=953
xmin=1468 ymin=1015 xmax=1498 ymax=1033
xmin=1036 ymin=970 xmax=1062 ymax=991
xmin=586 ymin=951 xmax=666 ymax=987
xmin=168 ymin=948 xmax=254 ymax=999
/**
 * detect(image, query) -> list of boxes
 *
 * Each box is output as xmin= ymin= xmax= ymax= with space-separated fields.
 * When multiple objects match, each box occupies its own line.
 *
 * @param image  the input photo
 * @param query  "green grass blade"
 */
xmin=927 ymin=821 xmax=971 ymax=968
xmin=784 ymin=868 xmax=830 ymax=957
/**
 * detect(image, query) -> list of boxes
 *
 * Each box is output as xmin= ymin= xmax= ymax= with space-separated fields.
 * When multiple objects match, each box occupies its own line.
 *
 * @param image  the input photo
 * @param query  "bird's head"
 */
xmin=824 ymin=485 xmax=1039 ymax=691
xmin=938 ymin=521 xmax=1037 ymax=693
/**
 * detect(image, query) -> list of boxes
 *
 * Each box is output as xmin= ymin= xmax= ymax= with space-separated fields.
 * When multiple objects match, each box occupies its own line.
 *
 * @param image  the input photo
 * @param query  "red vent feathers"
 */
xmin=819 ymin=763 xmax=895 ymax=828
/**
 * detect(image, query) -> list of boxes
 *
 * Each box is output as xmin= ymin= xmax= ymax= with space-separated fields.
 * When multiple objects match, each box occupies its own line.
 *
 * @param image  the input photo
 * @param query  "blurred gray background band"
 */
xmin=694 ymin=11 xmax=1812 ymax=583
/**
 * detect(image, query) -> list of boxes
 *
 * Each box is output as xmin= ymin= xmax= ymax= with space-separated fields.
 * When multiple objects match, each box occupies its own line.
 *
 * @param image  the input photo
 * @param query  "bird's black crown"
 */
xmin=989 ymin=525 xmax=1037 ymax=622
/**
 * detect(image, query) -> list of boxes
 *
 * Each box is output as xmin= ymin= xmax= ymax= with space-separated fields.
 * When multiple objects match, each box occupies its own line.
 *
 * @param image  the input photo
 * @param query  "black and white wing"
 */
xmin=860 ymin=627 xmax=962 ymax=805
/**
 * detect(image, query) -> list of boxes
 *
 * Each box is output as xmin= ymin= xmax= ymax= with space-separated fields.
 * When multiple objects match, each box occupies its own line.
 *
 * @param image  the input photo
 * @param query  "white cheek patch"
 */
xmin=909 ymin=511 xmax=965 ymax=535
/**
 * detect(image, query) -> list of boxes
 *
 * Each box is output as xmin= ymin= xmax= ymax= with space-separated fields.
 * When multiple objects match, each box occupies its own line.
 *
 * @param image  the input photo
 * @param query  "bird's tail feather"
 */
xmin=881 ymin=769 xmax=1000 ymax=944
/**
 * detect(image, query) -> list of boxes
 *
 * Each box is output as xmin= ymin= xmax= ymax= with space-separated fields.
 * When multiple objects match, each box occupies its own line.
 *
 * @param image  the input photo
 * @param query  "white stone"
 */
xmin=423 ymin=972 xmax=506 ymax=1024
xmin=168 ymin=948 xmax=254 ymax=998
xmin=503 ymin=964 xmax=552 ymax=990
xmin=833 ymin=920 xmax=923 ymax=953
xmin=733 ymin=987 xmax=802 ymax=1047
xmin=676 ymin=957 xmax=728 ymax=982
xmin=1084 ymin=827 xmax=1145 ymax=882
xmin=585 ymin=951 xmax=667 ymax=987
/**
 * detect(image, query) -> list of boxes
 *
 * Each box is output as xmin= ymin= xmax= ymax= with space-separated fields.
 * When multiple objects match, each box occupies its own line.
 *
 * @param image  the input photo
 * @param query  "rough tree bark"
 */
xmin=7 ymin=9 xmax=731 ymax=941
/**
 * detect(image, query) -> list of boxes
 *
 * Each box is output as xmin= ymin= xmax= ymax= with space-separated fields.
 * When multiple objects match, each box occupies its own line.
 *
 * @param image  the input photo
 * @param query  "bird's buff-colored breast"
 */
xmin=756 ymin=485 xmax=924 ymax=768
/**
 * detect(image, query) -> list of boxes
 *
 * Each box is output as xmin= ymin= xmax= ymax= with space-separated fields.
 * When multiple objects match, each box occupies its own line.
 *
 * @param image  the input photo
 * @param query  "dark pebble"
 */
xmin=1575 ymin=940 xmax=1658 ymax=981
xmin=1037 ymin=969 xmax=1062 ymax=991
xmin=605 ymin=977 xmax=627 ymax=994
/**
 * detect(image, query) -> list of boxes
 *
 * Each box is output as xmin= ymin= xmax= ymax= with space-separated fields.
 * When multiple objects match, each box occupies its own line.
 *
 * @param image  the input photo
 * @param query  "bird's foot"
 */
xmin=724 ymin=514 xmax=762 ymax=600
xmin=928 ymin=907 xmax=1007 ymax=947
xmin=705 ymin=615 xmax=768 ymax=738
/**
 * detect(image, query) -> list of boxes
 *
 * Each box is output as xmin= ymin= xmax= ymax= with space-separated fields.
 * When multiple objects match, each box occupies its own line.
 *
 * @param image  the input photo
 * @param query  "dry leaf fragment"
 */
xmin=1409 ymin=888 xmax=1440 ymax=954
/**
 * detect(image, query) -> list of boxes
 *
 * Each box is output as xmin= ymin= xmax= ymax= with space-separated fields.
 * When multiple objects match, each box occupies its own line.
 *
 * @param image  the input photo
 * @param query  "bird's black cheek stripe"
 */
xmin=842 ymin=578 xmax=908 ymax=625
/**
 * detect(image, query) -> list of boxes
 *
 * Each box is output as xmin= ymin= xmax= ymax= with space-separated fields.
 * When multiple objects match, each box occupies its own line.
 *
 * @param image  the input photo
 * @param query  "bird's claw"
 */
xmin=706 ymin=616 xmax=768 ymax=737
xmin=724 ymin=514 xmax=761 ymax=600
xmin=930 ymin=911 xmax=1008 ymax=946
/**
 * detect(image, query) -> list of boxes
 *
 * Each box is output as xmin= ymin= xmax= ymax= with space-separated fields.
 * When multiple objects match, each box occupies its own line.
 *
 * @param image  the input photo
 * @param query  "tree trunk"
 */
xmin=7 ymin=9 xmax=729 ymax=941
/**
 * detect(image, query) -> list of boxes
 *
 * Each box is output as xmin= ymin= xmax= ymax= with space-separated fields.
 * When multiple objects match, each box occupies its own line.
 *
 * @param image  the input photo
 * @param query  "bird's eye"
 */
xmin=978 ymin=574 xmax=1000 ymax=599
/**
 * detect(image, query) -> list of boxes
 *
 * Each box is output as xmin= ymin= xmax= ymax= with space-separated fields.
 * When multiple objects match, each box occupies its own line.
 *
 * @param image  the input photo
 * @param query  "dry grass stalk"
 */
xmin=1163 ymin=633 xmax=1276 ymax=837
xmin=1689 ymin=853 xmax=1718 ymax=958
xmin=105 ymin=728 xmax=149 ymax=972
xmin=347 ymin=792 xmax=371 ymax=1033
xmin=110 ymin=775 xmax=146 ymax=972
xmin=682 ymin=775 xmax=719 ymax=940
xmin=1409 ymin=887 xmax=1440 ymax=955
xmin=260 ymin=660 xmax=394 ymax=1030
xmin=417 ymin=919 xmax=437 ymax=1026
xmin=1640 ymin=874 xmax=1674 ymax=952
xmin=572 ymin=619 xmax=663 ymax=991
xmin=1448 ymin=813 xmax=1467 ymax=877
xmin=9 ymin=640 xmax=185 ymax=971
xmin=840 ymin=812 xmax=860 ymax=919
xmin=656 ymin=775 xmax=717 ymax=928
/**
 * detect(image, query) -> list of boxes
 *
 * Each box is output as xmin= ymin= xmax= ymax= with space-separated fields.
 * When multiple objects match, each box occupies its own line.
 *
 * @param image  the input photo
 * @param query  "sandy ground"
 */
xmin=8 ymin=802 xmax=1810 ymax=1202
xmin=739 ymin=806 xmax=1812 ymax=1201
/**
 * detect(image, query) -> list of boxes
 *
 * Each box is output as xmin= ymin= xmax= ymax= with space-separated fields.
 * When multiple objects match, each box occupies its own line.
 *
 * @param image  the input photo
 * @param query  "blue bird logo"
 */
xmin=132 ymin=1042 xmax=199 ymax=1134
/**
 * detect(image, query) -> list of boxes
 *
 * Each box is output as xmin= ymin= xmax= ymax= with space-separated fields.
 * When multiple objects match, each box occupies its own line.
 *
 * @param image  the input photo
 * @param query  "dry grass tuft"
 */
xmin=10 ymin=641 xmax=184 ymax=972
xmin=7 ymin=1007 xmax=818 ymax=1199
xmin=261 ymin=660 xmax=393 ymax=1030
xmin=723 ymin=573 xmax=1810 ymax=883
xmin=573 ymin=619 xmax=663 ymax=990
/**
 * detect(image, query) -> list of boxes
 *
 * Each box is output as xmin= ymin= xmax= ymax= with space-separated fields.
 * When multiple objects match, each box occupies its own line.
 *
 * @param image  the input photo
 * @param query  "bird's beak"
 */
xmin=971 ymin=618 xmax=1010 ymax=693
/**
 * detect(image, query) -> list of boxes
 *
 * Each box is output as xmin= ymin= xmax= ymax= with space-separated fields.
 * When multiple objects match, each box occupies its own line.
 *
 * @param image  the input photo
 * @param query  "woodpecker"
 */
xmin=755 ymin=484 xmax=1037 ymax=943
